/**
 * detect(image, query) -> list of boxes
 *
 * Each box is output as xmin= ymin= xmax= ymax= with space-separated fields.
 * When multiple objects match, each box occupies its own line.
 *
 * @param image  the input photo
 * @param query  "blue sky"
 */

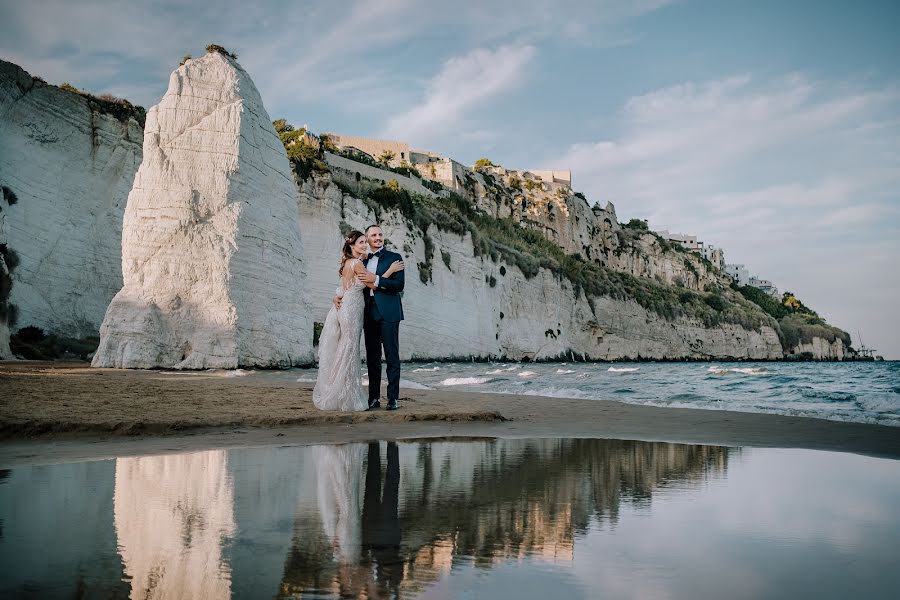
xmin=2 ymin=0 xmax=899 ymax=358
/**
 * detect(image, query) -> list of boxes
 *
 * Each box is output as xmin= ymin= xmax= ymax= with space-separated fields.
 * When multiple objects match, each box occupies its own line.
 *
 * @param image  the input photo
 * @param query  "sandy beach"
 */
xmin=1 ymin=361 xmax=898 ymax=466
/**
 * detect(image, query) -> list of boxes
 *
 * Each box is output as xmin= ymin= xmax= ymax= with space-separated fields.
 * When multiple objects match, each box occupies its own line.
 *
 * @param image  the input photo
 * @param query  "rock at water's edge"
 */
xmin=92 ymin=52 xmax=313 ymax=368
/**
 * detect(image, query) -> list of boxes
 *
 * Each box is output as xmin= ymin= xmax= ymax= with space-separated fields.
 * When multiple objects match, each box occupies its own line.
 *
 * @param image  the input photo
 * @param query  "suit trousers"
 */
xmin=364 ymin=299 xmax=401 ymax=402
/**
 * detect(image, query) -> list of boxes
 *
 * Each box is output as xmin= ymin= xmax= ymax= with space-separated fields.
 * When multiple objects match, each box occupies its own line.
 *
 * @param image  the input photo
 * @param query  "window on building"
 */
xmin=401 ymin=152 xmax=405 ymax=159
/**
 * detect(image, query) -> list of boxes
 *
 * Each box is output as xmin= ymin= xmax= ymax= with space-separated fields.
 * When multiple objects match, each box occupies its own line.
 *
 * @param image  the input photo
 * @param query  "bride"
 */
xmin=313 ymin=230 xmax=404 ymax=411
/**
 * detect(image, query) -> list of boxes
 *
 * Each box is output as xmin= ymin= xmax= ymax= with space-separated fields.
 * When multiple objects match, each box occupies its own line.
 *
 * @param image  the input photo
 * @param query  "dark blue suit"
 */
xmin=363 ymin=248 xmax=404 ymax=402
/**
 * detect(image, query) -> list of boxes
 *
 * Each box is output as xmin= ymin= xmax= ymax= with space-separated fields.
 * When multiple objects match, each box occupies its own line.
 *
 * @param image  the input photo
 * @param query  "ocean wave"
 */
xmin=517 ymin=386 xmax=593 ymax=400
xmin=799 ymin=388 xmax=856 ymax=403
xmin=296 ymin=376 xmax=317 ymax=383
xmin=401 ymin=379 xmax=431 ymax=390
xmin=707 ymin=366 xmax=769 ymax=376
xmin=413 ymin=366 xmax=441 ymax=372
xmin=556 ymin=369 xmax=577 ymax=374
xmin=608 ymin=367 xmax=640 ymax=373
xmin=223 ymin=369 xmax=253 ymax=377
xmin=518 ymin=371 xmax=538 ymax=378
xmin=668 ymin=392 xmax=716 ymax=402
xmin=440 ymin=377 xmax=490 ymax=386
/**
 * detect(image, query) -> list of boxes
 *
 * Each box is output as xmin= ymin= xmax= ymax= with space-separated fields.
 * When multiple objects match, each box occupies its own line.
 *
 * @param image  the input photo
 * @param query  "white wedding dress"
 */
xmin=313 ymin=259 xmax=369 ymax=411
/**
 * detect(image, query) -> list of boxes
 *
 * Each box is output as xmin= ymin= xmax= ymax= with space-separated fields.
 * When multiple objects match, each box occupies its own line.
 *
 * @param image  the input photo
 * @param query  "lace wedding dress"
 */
xmin=313 ymin=259 xmax=369 ymax=411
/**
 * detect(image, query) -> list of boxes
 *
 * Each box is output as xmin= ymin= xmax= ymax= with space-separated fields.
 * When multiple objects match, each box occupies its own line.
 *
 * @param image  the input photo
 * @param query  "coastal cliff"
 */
xmin=0 ymin=53 xmax=851 ymax=363
xmin=296 ymin=174 xmax=783 ymax=360
xmin=0 ymin=58 xmax=143 ymax=345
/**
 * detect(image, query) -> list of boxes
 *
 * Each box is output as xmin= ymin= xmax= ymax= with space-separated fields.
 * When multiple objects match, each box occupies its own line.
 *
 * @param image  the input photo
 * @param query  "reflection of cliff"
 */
xmin=113 ymin=450 xmax=235 ymax=599
xmin=278 ymin=438 xmax=731 ymax=598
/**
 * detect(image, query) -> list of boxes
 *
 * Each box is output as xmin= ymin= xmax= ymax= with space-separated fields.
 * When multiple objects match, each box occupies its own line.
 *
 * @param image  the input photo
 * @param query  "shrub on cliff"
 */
xmin=2 ymin=185 xmax=17 ymax=205
xmin=56 ymin=81 xmax=146 ymax=126
xmin=393 ymin=161 xmax=421 ymax=179
xmin=206 ymin=44 xmax=238 ymax=60
xmin=474 ymin=158 xmax=495 ymax=172
xmin=735 ymin=284 xmax=789 ymax=320
xmin=273 ymin=119 xmax=327 ymax=179
xmin=9 ymin=326 xmax=100 ymax=360
xmin=378 ymin=150 xmax=396 ymax=165
xmin=623 ymin=219 xmax=649 ymax=231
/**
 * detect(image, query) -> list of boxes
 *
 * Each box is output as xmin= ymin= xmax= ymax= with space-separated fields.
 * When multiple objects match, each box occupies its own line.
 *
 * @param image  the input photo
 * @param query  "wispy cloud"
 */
xmin=381 ymin=45 xmax=536 ymax=144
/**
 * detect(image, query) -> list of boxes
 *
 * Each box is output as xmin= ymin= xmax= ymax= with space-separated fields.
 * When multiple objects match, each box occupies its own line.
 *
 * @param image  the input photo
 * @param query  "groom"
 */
xmin=355 ymin=224 xmax=404 ymax=410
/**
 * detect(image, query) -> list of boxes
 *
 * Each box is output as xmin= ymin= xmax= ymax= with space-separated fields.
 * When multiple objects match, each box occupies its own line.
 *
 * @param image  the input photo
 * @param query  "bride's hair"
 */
xmin=339 ymin=230 xmax=365 ymax=276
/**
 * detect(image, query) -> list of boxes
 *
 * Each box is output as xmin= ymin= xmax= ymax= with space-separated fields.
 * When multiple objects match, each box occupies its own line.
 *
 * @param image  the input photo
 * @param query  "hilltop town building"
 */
xmin=699 ymin=244 xmax=726 ymax=272
xmin=725 ymin=264 xmax=750 ymax=286
xmin=749 ymin=276 xmax=779 ymax=298
xmin=326 ymin=133 xmax=571 ymax=192
xmin=657 ymin=230 xmax=701 ymax=252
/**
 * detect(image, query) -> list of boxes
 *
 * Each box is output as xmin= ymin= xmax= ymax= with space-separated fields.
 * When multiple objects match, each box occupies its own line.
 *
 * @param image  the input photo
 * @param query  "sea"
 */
xmin=291 ymin=360 xmax=900 ymax=426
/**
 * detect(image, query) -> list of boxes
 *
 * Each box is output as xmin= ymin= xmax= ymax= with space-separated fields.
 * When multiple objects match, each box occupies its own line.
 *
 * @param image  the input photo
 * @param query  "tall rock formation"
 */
xmin=92 ymin=51 xmax=313 ymax=368
xmin=0 ymin=59 xmax=142 ymax=342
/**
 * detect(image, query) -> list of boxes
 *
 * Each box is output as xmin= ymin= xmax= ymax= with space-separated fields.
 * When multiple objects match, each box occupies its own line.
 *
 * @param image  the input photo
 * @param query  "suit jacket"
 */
xmin=364 ymin=248 xmax=405 ymax=322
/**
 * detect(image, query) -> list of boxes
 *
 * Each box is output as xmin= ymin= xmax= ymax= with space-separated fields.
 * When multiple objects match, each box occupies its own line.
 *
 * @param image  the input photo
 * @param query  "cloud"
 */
xmin=555 ymin=74 xmax=900 ymax=357
xmin=381 ymin=45 xmax=536 ymax=144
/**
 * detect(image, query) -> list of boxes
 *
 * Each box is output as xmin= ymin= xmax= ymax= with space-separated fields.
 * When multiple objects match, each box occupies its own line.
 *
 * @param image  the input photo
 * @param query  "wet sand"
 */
xmin=1 ymin=361 xmax=898 ymax=466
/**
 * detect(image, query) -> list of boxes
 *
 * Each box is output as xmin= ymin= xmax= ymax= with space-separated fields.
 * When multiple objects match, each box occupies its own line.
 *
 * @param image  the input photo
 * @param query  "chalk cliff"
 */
xmin=92 ymin=51 xmax=313 ymax=368
xmin=296 ymin=174 xmax=784 ymax=360
xmin=0 ymin=59 xmax=142 ymax=347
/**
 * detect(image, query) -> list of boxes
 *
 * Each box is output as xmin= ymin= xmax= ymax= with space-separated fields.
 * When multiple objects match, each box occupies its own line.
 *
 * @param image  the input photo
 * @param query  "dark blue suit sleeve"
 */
xmin=378 ymin=253 xmax=405 ymax=292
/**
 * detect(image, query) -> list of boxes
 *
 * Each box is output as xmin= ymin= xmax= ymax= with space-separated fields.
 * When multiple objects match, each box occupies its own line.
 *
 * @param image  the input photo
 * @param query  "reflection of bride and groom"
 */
xmin=313 ymin=224 xmax=405 ymax=412
xmin=315 ymin=441 xmax=402 ymax=597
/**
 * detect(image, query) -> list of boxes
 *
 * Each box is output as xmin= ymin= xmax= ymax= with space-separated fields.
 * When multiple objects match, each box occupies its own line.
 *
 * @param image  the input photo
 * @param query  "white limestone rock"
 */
xmin=789 ymin=336 xmax=846 ymax=360
xmin=92 ymin=52 xmax=313 ymax=369
xmin=0 ymin=59 xmax=142 ymax=339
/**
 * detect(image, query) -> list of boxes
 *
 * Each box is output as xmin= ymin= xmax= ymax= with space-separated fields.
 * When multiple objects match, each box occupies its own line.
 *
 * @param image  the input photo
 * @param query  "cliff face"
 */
xmin=297 ymin=175 xmax=783 ymax=361
xmin=788 ymin=337 xmax=847 ymax=361
xmin=92 ymin=52 xmax=313 ymax=368
xmin=0 ymin=59 xmax=143 ymax=342
xmin=459 ymin=166 xmax=722 ymax=292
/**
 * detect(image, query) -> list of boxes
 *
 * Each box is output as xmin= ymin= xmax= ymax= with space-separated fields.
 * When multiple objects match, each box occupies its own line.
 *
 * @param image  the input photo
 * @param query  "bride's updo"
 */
xmin=340 ymin=230 xmax=365 ymax=276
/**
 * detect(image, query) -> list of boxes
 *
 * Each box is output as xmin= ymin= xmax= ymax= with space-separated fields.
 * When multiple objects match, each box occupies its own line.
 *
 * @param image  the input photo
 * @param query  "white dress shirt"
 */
xmin=366 ymin=252 xmax=380 ymax=295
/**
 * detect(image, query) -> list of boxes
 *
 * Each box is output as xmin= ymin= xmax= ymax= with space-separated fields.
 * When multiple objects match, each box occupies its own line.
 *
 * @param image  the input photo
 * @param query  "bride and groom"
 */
xmin=313 ymin=225 xmax=405 ymax=412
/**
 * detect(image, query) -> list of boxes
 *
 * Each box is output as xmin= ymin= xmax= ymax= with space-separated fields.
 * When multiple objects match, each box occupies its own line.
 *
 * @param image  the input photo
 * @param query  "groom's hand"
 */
xmin=333 ymin=295 xmax=342 ymax=310
xmin=357 ymin=271 xmax=376 ymax=285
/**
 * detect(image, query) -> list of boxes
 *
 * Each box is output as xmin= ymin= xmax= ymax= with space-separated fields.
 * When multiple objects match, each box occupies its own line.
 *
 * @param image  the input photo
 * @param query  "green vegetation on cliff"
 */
xmin=57 ymin=82 xmax=146 ymax=126
xmin=735 ymin=285 xmax=850 ymax=348
xmin=354 ymin=181 xmax=772 ymax=330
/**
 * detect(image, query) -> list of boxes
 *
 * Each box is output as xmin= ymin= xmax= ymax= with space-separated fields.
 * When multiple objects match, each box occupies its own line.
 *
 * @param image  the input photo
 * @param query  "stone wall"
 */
xmin=323 ymin=152 xmax=437 ymax=198
xmin=326 ymin=134 xmax=410 ymax=167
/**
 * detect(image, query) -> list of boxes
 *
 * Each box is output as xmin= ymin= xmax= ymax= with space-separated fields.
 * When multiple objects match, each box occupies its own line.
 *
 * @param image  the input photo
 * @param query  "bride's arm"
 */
xmin=353 ymin=261 xmax=378 ymax=289
xmin=382 ymin=259 xmax=405 ymax=278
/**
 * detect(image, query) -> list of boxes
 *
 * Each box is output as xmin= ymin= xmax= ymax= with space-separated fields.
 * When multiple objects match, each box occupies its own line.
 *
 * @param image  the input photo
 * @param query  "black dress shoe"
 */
xmin=386 ymin=399 xmax=399 ymax=411
xmin=367 ymin=399 xmax=381 ymax=411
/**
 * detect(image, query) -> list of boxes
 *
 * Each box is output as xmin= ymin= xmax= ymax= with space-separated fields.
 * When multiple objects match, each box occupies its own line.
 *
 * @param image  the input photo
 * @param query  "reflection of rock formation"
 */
xmin=113 ymin=450 xmax=235 ymax=599
xmin=0 ymin=461 xmax=129 ymax=598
